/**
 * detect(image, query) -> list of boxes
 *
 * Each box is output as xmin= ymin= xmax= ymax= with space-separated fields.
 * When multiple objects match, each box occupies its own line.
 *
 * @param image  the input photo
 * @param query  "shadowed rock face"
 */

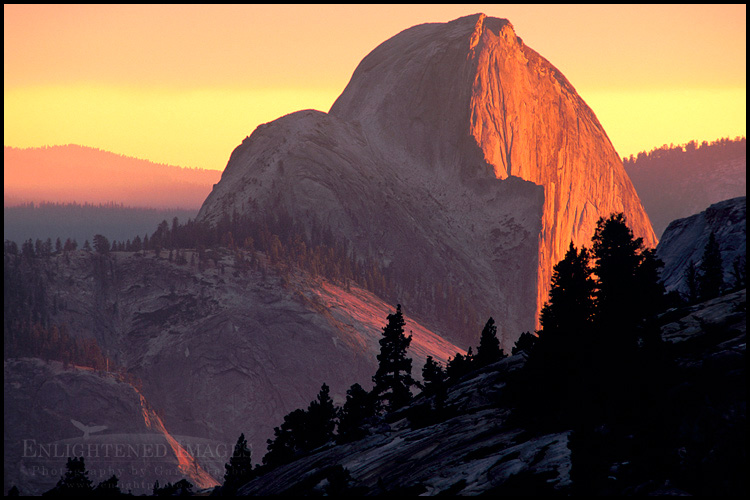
xmin=237 ymin=287 xmax=746 ymax=497
xmin=3 ymin=249 xmax=461 ymax=494
xmin=199 ymin=13 xmax=655 ymax=342
xmin=656 ymin=196 xmax=746 ymax=295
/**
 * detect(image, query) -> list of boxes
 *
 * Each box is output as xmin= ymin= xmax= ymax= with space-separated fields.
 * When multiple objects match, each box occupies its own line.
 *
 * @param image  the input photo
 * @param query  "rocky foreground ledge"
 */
xmin=232 ymin=288 xmax=746 ymax=496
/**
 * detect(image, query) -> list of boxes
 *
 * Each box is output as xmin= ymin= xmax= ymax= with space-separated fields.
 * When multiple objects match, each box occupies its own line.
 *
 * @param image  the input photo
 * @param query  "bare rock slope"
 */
xmin=656 ymin=196 xmax=746 ymax=296
xmin=4 ymin=250 xmax=460 ymax=493
xmin=198 ymin=13 xmax=656 ymax=343
xmin=233 ymin=289 xmax=745 ymax=496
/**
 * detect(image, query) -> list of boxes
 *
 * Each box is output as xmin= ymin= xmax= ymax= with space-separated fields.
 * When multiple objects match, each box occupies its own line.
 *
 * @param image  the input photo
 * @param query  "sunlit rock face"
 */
xmin=329 ymin=13 xmax=657 ymax=325
xmin=199 ymin=13 xmax=656 ymax=346
xmin=3 ymin=358 xmax=218 ymax=496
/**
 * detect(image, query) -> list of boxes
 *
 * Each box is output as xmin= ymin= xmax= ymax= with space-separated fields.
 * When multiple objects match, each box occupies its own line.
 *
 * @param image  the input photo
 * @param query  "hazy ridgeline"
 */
xmin=623 ymin=136 xmax=746 ymax=238
xmin=3 ymin=201 xmax=198 ymax=248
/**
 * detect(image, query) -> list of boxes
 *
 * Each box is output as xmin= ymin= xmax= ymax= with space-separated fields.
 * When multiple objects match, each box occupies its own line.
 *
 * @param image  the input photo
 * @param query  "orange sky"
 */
xmin=4 ymin=4 xmax=746 ymax=171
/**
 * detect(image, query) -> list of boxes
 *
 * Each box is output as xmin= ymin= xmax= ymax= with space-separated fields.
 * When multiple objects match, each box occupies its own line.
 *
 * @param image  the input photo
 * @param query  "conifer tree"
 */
xmin=591 ymin=213 xmax=666 ymax=423
xmin=93 ymin=475 xmax=122 ymax=495
xmin=372 ymin=304 xmax=415 ymax=412
xmin=475 ymin=317 xmax=505 ymax=368
xmin=93 ymin=234 xmax=110 ymax=255
xmin=592 ymin=214 xmax=660 ymax=354
xmin=263 ymin=409 xmax=308 ymax=469
xmin=521 ymin=242 xmax=596 ymax=427
xmin=421 ymin=356 xmax=447 ymax=395
xmin=698 ymin=231 xmax=724 ymax=300
xmin=305 ymin=383 xmax=337 ymax=450
xmin=511 ymin=331 xmax=537 ymax=355
xmin=446 ymin=346 xmax=475 ymax=381
xmin=42 ymin=457 xmax=93 ymax=496
xmin=337 ymin=383 xmax=376 ymax=443
xmin=224 ymin=433 xmax=254 ymax=494
xmin=540 ymin=243 xmax=596 ymax=337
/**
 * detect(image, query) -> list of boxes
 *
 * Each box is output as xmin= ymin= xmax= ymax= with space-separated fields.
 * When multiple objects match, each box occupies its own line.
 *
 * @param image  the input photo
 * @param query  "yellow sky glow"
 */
xmin=4 ymin=4 xmax=746 ymax=170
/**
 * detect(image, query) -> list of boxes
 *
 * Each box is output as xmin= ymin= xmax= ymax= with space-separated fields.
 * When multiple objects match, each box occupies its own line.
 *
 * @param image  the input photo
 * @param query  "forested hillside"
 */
xmin=623 ymin=136 xmax=746 ymax=237
xmin=3 ymin=202 xmax=198 ymax=250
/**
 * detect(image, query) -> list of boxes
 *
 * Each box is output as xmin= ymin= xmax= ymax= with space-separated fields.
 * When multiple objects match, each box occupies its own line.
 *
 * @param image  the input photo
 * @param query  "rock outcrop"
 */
xmin=198 ymin=13 xmax=656 ymax=342
xmin=238 ymin=354 xmax=574 ymax=496
xmin=230 ymin=288 xmax=745 ymax=496
xmin=3 ymin=358 xmax=220 ymax=496
xmin=3 ymin=249 xmax=461 ymax=493
xmin=656 ymin=196 xmax=746 ymax=296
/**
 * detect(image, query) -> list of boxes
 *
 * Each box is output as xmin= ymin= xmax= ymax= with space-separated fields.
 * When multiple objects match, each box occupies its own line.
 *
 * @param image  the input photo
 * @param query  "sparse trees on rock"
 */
xmin=446 ymin=347 xmax=473 ymax=381
xmin=262 ymin=383 xmax=339 ymax=469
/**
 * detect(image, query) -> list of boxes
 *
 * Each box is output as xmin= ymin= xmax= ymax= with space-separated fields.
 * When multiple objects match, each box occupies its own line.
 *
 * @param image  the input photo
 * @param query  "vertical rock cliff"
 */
xmin=328 ymin=14 xmax=657 ymax=326
xmin=199 ymin=13 xmax=656 ymax=342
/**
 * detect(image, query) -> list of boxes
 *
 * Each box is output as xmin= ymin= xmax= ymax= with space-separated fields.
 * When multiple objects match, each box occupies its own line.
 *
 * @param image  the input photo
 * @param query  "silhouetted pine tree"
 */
xmin=421 ymin=356 xmax=447 ymax=396
xmin=372 ymin=304 xmax=415 ymax=412
xmin=263 ymin=409 xmax=308 ymax=469
xmin=474 ymin=317 xmax=505 ymax=368
xmin=592 ymin=214 xmax=651 ymax=355
xmin=42 ymin=457 xmax=93 ymax=496
xmin=446 ymin=347 xmax=474 ymax=381
xmin=223 ymin=433 xmax=254 ymax=494
xmin=337 ymin=383 xmax=376 ymax=443
xmin=420 ymin=355 xmax=449 ymax=419
xmin=591 ymin=213 xmax=667 ymax=426
xmin=511 ymin=331 xmax=537 ymax=355
xmin=520 ymin=242 xmax=596 ymax=428
xmin=305 ymin=383 xmax=337 ymax=450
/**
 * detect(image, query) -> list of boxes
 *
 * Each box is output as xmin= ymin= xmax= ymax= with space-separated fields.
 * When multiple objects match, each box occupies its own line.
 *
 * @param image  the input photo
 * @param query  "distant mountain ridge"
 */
xmin=624 ymin=137 xmax=746 ymax=238
xmin=3 ymin=201 xmax=199 ymax=247
xmin=4 ymin=145 xmax=221 ymax=209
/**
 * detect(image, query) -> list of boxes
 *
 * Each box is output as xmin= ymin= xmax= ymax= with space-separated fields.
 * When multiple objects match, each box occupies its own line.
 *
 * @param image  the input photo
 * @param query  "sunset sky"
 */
xmin=4 ymin=4 xmax=746 ymax=171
